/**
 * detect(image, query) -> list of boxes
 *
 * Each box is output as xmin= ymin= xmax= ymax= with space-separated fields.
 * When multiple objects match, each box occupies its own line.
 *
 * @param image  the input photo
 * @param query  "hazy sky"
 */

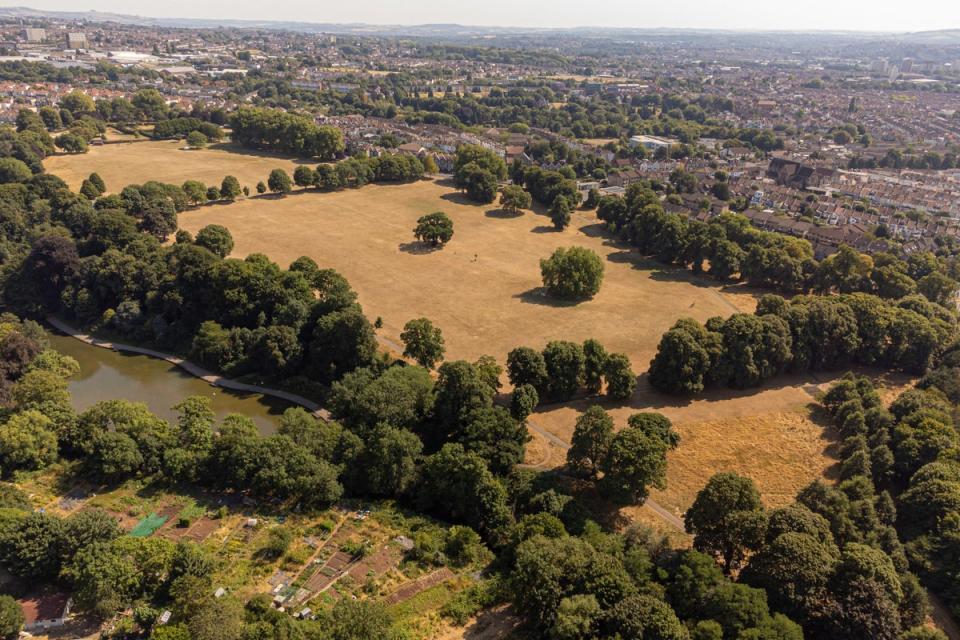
xmin=14 ymin=0 xmax=960 ymax=32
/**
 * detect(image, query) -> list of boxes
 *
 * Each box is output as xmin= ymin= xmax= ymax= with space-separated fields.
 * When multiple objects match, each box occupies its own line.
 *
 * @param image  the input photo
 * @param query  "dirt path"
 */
xmin=47 ymin=316 xmax=331 ymax=421
xmin=930 ymin=591 xmax=960 ymax=640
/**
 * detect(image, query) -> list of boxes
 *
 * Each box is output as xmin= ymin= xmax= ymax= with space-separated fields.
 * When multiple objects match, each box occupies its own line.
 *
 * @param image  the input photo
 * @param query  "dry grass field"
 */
xmin=45 ymin=140 xmax=306 ymax=192
xmin=528 ymin=375 xmax=839 ymax=518
xmin=177 ymin=178 xmax=752 ymax=373
xmin=50 ymin=144 xmax=850 ymax=527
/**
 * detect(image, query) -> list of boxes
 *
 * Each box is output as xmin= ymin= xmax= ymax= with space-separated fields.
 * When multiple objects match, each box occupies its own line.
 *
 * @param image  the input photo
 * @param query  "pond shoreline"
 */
xmin=46 ymin=315 xmax=331 ymax=421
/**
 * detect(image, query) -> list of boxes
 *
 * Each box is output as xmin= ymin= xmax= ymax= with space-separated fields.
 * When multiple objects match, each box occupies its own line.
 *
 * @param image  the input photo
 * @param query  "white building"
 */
xmin=629 ymin=135 xmax=674 ymax=152
xmin=67 ymin=32 xmax=87 ymax=49
xmin=22 ymin=28 xmax=45 ymax=43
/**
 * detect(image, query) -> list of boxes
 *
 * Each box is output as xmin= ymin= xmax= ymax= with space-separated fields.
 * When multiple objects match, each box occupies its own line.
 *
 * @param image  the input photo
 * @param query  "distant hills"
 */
xmin=0 ymin=5 xmax=958 ymax=45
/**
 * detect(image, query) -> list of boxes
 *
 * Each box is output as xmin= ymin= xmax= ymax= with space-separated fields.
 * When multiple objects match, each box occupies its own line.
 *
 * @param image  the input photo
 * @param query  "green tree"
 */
xmin=181 ymin=180 xmax=207 ymax=205
xmin=460 ymin=406 xmax=529 ymax=474
xmin=186 ymin=596 xmax=244 ymax=640
xmin=432 ymin=361 xmax=495 ymax=439
xmin=256 ymin=181 xmax=266 ymax=194
xmin=63 ymin=541 xmax=138 ymax=618
xmin=542 ymin=341 xmax=585 ymax=401
xmin=414 ymin=211 xmax=454 ymax=246
xmin=219 ymin=175 xmax=241 ymax=201
xmin=54 ymin=132 xmax=88 ymax=153
xmin=60 ymin=90 xmax=95 ymax=114
xmin=308 ymin=307 xmax=377 ymax=382
xmin=456 ymin=162 xmax=499 ymax=203
xmin=582 ymin=339 xmax=608 ymax=394
xmin=499 ymin=184 xmax=532 ymax=214
xmin=0 ymin=158 xmax=32 ymax=184
xmin=549 ymin=195 xmax=573 ymax=230
xmin=416 ymin=443 xmax=512 ymax=539
xmin=0 ymin=410 xmax=58 ymax=473
xmin=38 ymin=105 xmax=63 ymax=130
xmin=603 ymin=353 xmax=636 ymax=400
xmin=0 ymin=511 xmax=65 ymax=580
xmin=599 ymin=424 xmax=671 ymax=504
xmin=507 ymin=347 xmax=549 ymax=394
xmin=323 ymin=599 xmax=395 ymax=640
xmin=685 ymin=472 xmax=767 ymax=572
xmin=741 ymin=532 xmax=837 ymax=625
xmin=401 ymin=317 xmax=446 ymax=368
xmin=261 ymin=527 xmax=292 ymax=559
xmin=185 ymin=131 xmax=207 ymax=149
xmin=0 ymin=594 xmax=24 ymax=640
xmin=362 ymin=424 xmax=423 ymax=496
xmin=510 ymin=384 xmax=539 ymax=422
xmin=195 ymin=225 xmax=234 ymax=258
xmin=293 ymin=165 xmax=316 ymax=189
xmin=648 ymin=319 xmax=718 ymax=395
xmin=567 ymin=405 xmax=614 ymax=478
xmin=79 ymin=178 xmax=100 ymax=200
xmin=88 ymin=172 xmax=106 ymax=193
xmin=540 ymin=247 xmax=604 ymax=300
xmin=604 ymin=594 xmax=687 ymax=640
xmin=551 ymin=594 xmax=601 ymax=640
xmin=267 ymin=168 xmax=292 ymax=195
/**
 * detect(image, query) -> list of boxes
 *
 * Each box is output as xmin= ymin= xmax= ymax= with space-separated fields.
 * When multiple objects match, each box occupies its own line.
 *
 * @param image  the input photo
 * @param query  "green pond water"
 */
xmin=46 ymin=331 xmax=287 ymax=434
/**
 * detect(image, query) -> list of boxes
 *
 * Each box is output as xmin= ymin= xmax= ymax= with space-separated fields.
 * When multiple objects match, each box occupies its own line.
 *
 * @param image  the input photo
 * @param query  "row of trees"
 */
xmin=507 ymin=339 xmax=637 ymax=403
xmin=229 ymin=107 xmax=345 ymax=160
xmin=649 ymin=292 xmax=955 ymax=395
xmin=259 ymin=154 xmax=428 ymax=197
xmin=822 ymin=369 xmax=960 ymax=622
xmin=596 ymin=182 xmax=960 ymax=304
xmin=151 ymin=117 xmax=224 ymax=142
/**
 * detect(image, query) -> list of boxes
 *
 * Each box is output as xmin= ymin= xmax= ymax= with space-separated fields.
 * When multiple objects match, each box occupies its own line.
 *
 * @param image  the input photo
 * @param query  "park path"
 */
xmin=46 ymin=316 xmax=332 ymax=421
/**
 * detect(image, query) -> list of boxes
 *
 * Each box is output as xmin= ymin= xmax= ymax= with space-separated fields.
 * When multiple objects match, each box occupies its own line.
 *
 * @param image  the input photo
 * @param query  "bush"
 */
xmin=540 ymin=246 xmax=605 ymax=300
xmin=261 ymin=527 xmax=293 ymax=559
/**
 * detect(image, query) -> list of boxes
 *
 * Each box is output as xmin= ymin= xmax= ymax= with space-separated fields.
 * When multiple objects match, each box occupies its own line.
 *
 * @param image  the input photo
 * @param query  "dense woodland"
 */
xmin=0 ymin=80 xmax=957 ymax=640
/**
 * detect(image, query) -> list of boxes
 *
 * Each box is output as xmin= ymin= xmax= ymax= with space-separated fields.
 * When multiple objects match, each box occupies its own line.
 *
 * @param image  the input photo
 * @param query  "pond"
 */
xmin=46 ymin=331 xmax=287 ymax=434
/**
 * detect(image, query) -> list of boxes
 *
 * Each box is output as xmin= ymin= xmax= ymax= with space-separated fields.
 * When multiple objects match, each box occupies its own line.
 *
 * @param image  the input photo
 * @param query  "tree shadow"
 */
xmin=514 ymin=287 xmax=585 ymax=308
xmin=531 ymin=224 xmax=559 ymax=234
xmin=577 ymin=222 xmax=609 ymax=238
xmin=648 ymin=267 xmax=735 ymax=290
xmin=205 ymin=142 xmax=316 ymax=165
xmin=398 ymin=241 xmax=442 ymax=255
xmin=440 ymin=191 xmax=475 ymax=205
xmin=485 ymin=208 xmax=524 ymax=219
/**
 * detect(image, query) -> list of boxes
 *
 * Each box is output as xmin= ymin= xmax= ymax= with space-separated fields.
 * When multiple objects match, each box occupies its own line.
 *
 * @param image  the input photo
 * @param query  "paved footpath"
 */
xmin=46 ymin=315 xmax=332 ymax=421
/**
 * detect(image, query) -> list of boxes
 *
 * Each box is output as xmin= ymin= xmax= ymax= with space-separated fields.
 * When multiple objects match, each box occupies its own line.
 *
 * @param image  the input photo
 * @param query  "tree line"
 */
xmin=229 ymin=107 xmax=345 ymax=161
xmin=821 ymin=366 xmax=960 ymax=625
xmin=649 ymin=292 xmax=956 ymax=395
xmin=596 ymin=182 xmax=960 ymax=304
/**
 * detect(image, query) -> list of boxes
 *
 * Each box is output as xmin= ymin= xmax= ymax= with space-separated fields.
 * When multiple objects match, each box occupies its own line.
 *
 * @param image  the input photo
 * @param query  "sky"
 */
xmin=12 ymin=0 xmax=960 ymax=33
